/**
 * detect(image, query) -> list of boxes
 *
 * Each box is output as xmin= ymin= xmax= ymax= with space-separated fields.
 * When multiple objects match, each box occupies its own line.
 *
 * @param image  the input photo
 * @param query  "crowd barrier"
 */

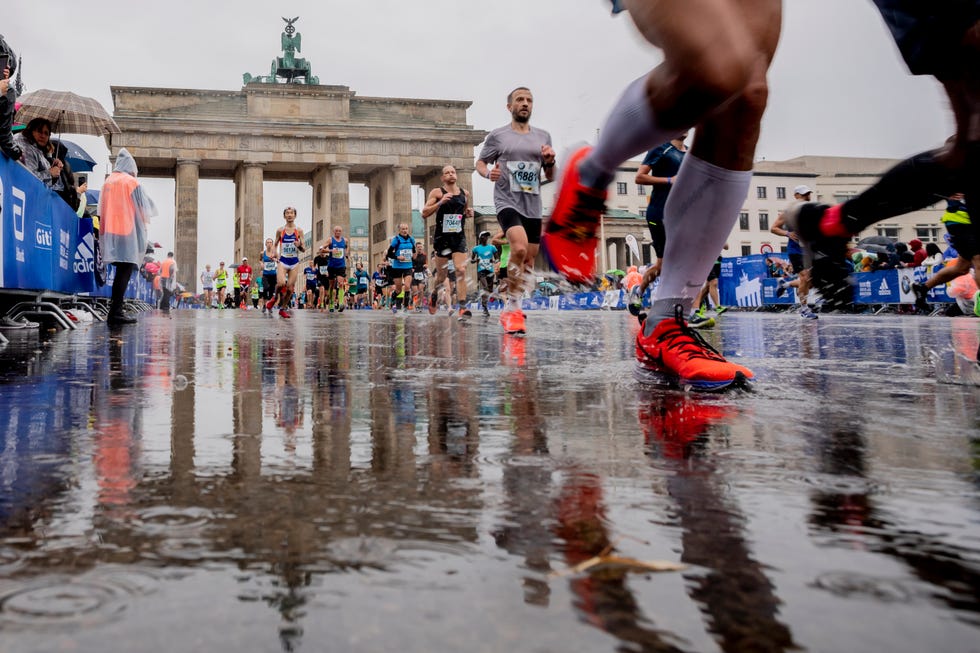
xmin=719 ymin=254 xmax=953 ymax=308
xmin=0 ymin=155 xmax=151 ymax=301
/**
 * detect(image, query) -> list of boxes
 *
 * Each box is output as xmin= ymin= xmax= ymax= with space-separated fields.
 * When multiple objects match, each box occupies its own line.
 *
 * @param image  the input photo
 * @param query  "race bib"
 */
xmin=319 ymin=265 xmax=330 ymax=275
xmin=358 ymin=277 xmax=368 ymax=288
xmin=442 ymin=213 xmax=463 ymax=233
xmin=331 ymin=247 xmax=345 ymax=259
xmin=282 ymin=242 xmax=298 ymax=258
xmin=414 ymin=272 xmax=425 ymax=281
xmin=306 ymin=271 xmax=317 ymax=281
xmin=263 ymin=260 xmax=276 ymax=272
xmin=478 ymin=259 xmax=493 ymax=272
xmin=506 ymin=161 xmax=541 ymax=195
xmin=398 ymin=247 xmax=413 ymax=263
xmin=375 ymin=278 xmax=384 ymax=286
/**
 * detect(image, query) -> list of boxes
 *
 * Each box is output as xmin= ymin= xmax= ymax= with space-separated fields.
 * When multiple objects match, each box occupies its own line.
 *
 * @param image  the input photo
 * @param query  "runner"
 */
xmin=788 ymin=3 xmax=979 ymax=322
xmin=411 ymin=242 xmax=428 ymax=312
xmin=214 ymin=261 xmax=228 ymax=309
xmin=372 ymin=262 xmax=389 ymax=308
xmin=386 ymin=222 xmax=416 ymax=313
xmin=771 ymin=185 xmax=818 ymax=319
xmin=541 ymin=1 xmax=779 ymax=389
xmin=475 ymin=86 xmax=557 ymax=335
xmin=353 ymin=261 xmax=370 ymax=308
xmin=634 ymin=132 xmax=688 ymax=291
xmin=313 ymin=244 xmax=331 ymax=311
xmin=912 ymin=194 xmax=976 ymax=314
xmin=266 ymin=206 xmax=307 ymax=319
xmin=327 ymin=225 xmax=350 ymax=312
xmin=200 ymin=264 xmax=214 ymax=309
xmin=422 ymin=164 xmax=476 ymax=320
xmin=260 ymin=238 xmax=278 ymax=314
xmin=689 ymin=248 xmax=730 ymax=328
xmin=302 ymin=260 xmax=318 ymax=310
xmin=237 ymin=256 xmax=252 ymax=310
xmin=471 ymin=230 xmax=499 ymax=316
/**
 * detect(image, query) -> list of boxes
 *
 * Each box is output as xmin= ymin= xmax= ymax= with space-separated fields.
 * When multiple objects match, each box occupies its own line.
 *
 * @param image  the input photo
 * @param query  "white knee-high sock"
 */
xmin=579 ymin=76 xmax=671 ymax=189
xmin=647 ymin=154 xmax=751 ymax=326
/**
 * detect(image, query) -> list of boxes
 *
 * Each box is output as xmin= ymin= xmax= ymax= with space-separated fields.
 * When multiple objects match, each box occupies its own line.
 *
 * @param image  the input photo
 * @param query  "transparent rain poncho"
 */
xmin=98 ymin=149 xmax=158 ymax=265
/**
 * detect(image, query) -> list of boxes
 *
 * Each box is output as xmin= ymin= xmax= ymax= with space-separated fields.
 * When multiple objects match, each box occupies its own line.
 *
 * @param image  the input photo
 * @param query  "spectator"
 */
xmin=860 ymin=255 xmax=876 ymax=273
xmin=0 ymin=35 xmax=21 ymax=162
xmin=922 ymin=243 xmax=943 ymax=268
xmin=99 ymin=148 xmax=157 ymax=326
xmin=908 ymin=239 xmax=927 ymax=267
xmin=894 ymin=242 xmax=913 ymax=267
xmin=14 ymin=118 xmax=62 ymax=188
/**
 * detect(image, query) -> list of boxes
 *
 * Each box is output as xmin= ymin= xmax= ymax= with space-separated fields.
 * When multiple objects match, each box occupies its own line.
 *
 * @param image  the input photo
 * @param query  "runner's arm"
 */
xmin=421 ymin=188 xmax=445 ymax=218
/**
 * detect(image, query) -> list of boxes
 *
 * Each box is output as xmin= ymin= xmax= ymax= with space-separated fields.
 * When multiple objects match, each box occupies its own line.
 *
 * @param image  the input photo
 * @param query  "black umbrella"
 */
xmin=857 ymin=236 xmax=896 ymax=248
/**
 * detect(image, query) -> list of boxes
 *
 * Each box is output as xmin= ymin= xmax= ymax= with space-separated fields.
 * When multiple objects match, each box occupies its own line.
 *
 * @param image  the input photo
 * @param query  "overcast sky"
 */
xmin=6 ymin=0 xmax=953 ymax=279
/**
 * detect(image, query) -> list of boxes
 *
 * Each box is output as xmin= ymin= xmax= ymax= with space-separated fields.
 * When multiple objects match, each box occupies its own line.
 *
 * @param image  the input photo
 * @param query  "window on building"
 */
xmin=741 ymin=244 xmax=752 ymax=256
xmin=617 ymin=182 xmax=628 ymax=195
xmin=739 ymin=212 xmax=750 ymax=231
xmin=756 ymin=186 xmax=767 ymax=199
xmin=915 ymin=226 xmax=941 ymax=243
xmin=776 ymin=187 xmax=786 ymax=200
xmin=758 ymin=212 xmax=769 ymax=231
xmin=875 ymin=225 xmax=901 ymax=240
xmin=637 ymin=185 xmax=646 ymax=196
xmin=834 ymin=191 xmax=858 ymax=204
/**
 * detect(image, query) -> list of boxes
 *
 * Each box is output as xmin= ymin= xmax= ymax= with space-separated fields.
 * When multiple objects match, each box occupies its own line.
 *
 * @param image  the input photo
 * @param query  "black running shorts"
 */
xmin=497 ymin=208 xmax=542 ymax=244
xmin=871 ymin=0 xmax=980 ymax=77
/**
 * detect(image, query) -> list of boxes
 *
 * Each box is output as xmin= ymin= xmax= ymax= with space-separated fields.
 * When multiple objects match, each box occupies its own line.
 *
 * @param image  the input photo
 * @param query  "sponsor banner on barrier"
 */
xmin=719 ymin=255 xmax=768 ymax=307
xmin=760 ymin=278 xmax=797 ymax=305
xmin=0 ymin=155 xmax=96 ymax=294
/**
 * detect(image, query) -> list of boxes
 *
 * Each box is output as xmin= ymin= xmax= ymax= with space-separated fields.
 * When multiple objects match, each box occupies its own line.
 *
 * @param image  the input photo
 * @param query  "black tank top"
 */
xmin=434 ymin=188 xmax=467 ymax=239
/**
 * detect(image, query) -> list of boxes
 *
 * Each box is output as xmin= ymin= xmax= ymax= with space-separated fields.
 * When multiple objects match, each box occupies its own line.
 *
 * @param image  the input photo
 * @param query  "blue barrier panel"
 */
xmin=719 ymin=255 xmax=768 ymax=307
xmin=0 ymin=155 xmax=96 ymax=294
xmin=86 ymin=263 xmax=155 ymax=303
xmin=760 ymin=278 xmax=797 ymax=305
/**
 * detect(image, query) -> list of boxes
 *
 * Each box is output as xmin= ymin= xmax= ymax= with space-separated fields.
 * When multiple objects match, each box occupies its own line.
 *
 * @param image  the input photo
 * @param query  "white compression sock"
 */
xmin=647 ymin=154 xmax=751 ymax=326
xmin=579 ymin=76 xmax=671 ymax=189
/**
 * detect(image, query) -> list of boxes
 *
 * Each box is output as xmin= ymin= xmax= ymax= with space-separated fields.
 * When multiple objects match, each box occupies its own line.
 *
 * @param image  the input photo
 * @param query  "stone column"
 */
xmin=175 ymin=159 xmax=199 ymax=292
xmin=330 ymin=165 xmax=351 ymax=240
xmin=616 ymin=239 xmax=627 ymax=269
xmin=234 ymin=162 xmax=265 ymax=263
xmin=311 ymin=166 xmax=330 ymax=246
xmin=368 ymin=167 xmax=394 ymax=268
xmin=393 ymin=166 xmax=413 ymax=228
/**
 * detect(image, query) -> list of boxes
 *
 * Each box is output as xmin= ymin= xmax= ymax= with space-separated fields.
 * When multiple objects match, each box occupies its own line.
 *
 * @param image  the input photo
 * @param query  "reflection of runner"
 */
xmin=476 ymin=87 xmax=557 ymax=335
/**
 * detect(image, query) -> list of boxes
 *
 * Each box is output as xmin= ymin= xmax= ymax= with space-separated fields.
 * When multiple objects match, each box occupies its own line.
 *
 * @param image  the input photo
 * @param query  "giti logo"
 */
xmin=35 ymin=225 xmax=53 ymax=249
xmin=74 ymin=232 xmax=96 ymax=273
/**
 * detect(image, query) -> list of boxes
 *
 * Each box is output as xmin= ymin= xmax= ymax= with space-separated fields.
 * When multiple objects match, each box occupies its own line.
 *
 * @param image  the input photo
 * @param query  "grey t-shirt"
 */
xmin=478 ymin=124 xmax=552 ymax=220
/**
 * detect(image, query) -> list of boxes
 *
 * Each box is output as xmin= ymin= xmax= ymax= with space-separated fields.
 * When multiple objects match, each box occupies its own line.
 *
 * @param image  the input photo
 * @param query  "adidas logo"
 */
xmin=73 ymin=232 xmax=96 ymax=274
xmin=878 ymin=279 xmax=889 ymax=294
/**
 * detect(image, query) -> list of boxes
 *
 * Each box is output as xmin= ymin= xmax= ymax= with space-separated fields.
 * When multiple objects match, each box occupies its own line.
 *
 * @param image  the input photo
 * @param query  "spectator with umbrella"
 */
xmin=99 ymin=149 xmax=158 ymax=326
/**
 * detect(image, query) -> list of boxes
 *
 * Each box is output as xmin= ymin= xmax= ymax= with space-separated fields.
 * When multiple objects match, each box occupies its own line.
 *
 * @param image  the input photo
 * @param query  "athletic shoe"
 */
xmin=635 ymin=306 xmax=754 ymax=391
xmin=500 ymin=308 xmax=526 ymax=335
xmin=458 ymin=308 xmax=472 ymax=322
xmin=799 ymin=305 xmax=818 ymax=320
xmin=483 ymin=307 xmax=491 ymax=317
xmin=428 ymin=292 xmax=439 ymax=315
xmin=106 ymin=313 xmax=137 ymax=326
xmin=279 ymin=308 xmax=291 ymax=319
xmin=265 ymin=298 xmax=276 ymax=311
xmin=338 ymin=304 xmax=345 ymax=313
xmin=974 ymin=290 xmax=980 ymax=318
xmin=785 ymin=202 xmax=854 ymax=312
xmin=715 ymin=305 xmax=728 ymax=316
xmin=540 ymin=146 xmax=606 ymax=285
xmin=688 ymin=313 xmax=716 ymax=329
xmin=912 ymin=283 xmax=930 ymax=314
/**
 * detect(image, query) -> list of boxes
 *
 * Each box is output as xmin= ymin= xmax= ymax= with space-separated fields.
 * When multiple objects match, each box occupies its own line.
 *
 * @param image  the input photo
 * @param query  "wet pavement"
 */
xmin=0 ymin=308 xmax=978 ymax=653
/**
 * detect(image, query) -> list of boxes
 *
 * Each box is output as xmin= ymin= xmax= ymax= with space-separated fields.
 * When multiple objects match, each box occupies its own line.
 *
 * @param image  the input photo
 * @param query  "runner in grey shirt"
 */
xmin=476 ymin=86 xmax=556 ymax=335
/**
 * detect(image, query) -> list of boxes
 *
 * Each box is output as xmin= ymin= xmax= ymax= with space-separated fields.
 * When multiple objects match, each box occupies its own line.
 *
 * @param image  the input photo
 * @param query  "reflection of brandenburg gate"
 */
xmin=108 ymin=84 xmax=487 ymax=286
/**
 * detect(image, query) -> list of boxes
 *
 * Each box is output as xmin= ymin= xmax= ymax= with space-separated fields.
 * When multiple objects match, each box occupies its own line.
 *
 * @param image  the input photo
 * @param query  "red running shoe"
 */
xmin=279 ymin=308 xmax=292 ymax=319
xmin=499 ymin=308 xmax=526 ymax=335
xmin=541 ymin=146 xmax=606 ymax=285
xmin=265 ymin=297 xmax=277 ymax=311
xmin=635 ymin=306 xmax=753 ymax=391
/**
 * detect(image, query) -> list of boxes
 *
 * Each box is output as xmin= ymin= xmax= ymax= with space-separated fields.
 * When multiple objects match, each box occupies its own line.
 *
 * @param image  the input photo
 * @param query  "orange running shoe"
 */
xmin=278 ymin=308 xmax=292 ymax=319
xmin=541 ymin=146 xmax=606 ymax=285
xmin=499 ymin=308 xmax=526 ymax=335
xmin=635 ymin=306 xmax=753 ymax=391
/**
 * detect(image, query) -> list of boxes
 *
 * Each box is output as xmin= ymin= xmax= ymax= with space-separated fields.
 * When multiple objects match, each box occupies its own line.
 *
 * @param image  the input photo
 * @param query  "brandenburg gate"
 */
xmin=107 ymin=19 xmax=486 ymax=288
